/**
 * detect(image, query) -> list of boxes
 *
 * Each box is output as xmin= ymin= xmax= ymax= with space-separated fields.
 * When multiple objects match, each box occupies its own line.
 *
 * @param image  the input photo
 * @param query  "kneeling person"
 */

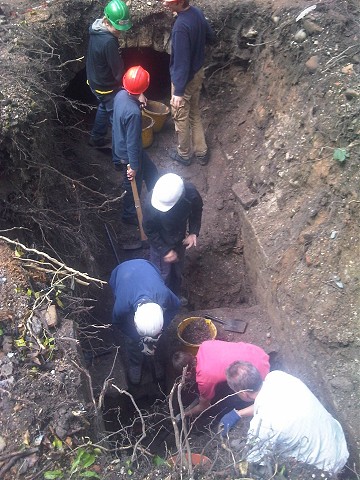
xmin=172 ymin=340 xmax=270 ymax=417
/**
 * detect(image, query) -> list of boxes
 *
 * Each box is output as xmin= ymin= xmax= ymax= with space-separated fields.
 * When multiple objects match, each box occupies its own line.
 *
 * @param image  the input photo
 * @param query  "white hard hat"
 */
xmin=134 ymin=303 xmax=164 ymax=337
xmin=151 ymin=173 xmax=184 ymax=212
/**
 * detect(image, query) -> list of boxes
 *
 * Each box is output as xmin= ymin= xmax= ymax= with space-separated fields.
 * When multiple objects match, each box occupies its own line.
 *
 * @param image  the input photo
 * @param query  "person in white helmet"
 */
xmin=109 ymin=259 xmax=181 ymax=384
xmin=142 ymin=173 xmax=203 ymax=300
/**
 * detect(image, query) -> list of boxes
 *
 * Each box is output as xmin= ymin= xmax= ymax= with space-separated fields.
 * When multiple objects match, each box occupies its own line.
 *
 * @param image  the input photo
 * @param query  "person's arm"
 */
xmin=126 ymin=112 xmax=142 ymax=174
xmin=187 ymin=185 xmax=203 ymax=236
xmin=184 ymin=395 xmax=210 ymax=417
xmin=105 ymin=40 xmax=124 ymax=86
xmin=219 ymin=405 xmax=255 ymax=437
xmin=162 ymin=291 xmax=181 ymax=327
xmin=171 ymin=29 xmax=191 ymax=98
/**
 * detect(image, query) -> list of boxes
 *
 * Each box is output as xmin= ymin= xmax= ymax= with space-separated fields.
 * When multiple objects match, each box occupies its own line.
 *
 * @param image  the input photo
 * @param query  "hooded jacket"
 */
xmin=86 ymin=18 xmax=124 ymax=92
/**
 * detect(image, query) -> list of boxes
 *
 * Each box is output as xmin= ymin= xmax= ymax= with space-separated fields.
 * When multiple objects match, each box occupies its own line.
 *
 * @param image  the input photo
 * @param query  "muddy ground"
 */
xmin=0 ymin=0 xmax=359 ymax=478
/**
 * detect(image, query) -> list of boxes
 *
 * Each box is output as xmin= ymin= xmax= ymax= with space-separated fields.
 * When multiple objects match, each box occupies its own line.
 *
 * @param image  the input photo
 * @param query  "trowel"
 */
xmin=204 ymin=314 xmax=248 ymax=334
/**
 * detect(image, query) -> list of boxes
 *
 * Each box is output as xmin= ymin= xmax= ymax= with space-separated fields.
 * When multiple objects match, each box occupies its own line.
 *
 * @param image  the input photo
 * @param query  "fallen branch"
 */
xmin=0 ymin=448 xmax=39 ymax=477
xmin=0 ymin=236 xmax=106 ymax=287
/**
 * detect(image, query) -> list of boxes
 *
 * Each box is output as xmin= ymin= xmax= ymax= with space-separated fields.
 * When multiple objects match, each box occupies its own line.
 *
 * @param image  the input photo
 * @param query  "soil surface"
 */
xmin=0 ymin=0 xmax=359 ymax=478
xmin=180 ymin=318 xmax=215 ymax=344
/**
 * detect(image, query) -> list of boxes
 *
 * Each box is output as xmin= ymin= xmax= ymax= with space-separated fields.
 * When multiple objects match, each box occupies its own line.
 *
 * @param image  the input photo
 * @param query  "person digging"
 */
xmin=172 ymin=340 xmax=270 ymax=419
xmin=109 ymin=259 xmax=180 ymax=384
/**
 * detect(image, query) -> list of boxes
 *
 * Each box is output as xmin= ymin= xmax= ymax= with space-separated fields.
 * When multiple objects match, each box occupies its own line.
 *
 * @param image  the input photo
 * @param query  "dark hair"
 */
xmin=226 ymin=361 xmax=263 ymax=393
xmin=172 ymin=350 xmax=194 ymax=373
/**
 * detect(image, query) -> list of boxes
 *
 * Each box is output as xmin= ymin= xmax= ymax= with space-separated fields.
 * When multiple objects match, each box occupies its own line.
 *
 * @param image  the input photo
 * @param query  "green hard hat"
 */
xmin=104 ymin=0 xmax=132 ymax=31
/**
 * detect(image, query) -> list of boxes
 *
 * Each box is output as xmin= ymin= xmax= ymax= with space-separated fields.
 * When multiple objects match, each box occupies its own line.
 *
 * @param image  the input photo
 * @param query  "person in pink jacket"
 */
xmin=172 ymin=340 xmax=270 ymax=417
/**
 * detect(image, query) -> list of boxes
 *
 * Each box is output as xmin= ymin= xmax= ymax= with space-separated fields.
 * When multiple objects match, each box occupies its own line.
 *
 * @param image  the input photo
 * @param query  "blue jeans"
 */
xmin=122 ymin=150 xmax=158 ymax=220
xmin=90 ymin=89 xmax=118 ymax=142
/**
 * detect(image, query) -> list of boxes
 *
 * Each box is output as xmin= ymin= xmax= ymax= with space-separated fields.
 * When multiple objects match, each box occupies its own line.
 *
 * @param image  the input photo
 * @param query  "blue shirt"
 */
xmin=109 ymin=259 xmax=181 ymax=340
xmin=112 ymin=89 xmax=143 ymax=170
xmin=170 ymin=6 xmax=215 ymax=96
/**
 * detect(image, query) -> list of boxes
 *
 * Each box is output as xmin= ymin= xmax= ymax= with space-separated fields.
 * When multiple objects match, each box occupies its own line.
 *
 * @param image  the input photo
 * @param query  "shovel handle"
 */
xmin=204 ymin=313 xmax=225 ymax=325
xmin=128 ymin=165 xmax=147 ymax=242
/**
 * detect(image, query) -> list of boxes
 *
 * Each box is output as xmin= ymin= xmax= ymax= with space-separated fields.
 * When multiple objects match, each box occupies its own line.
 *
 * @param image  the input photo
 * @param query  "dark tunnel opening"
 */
xmin=64 ymin=47 xmax=171 ymax=103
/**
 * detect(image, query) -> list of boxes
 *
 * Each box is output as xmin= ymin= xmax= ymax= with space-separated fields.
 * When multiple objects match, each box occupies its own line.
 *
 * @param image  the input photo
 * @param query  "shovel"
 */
xmin=123 ymin=165 xmax=149 ymax=250
xmin=204 ymin=314 xmax=248 ymax=334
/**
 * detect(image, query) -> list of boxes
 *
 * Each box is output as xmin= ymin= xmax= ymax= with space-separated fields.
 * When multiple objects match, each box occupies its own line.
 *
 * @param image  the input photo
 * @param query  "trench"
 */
xmin=1 ymin=1 xmax=358 ymax=476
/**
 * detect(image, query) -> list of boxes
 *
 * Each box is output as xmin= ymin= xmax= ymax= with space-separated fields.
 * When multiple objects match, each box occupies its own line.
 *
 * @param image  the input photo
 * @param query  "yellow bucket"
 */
xmin=142 ymin=113 xmax=155 ymax=148
xmin=177 ymin=317 xmax=217 ymax=355
xmin=143 ymin=100 xmax=170 ymax=133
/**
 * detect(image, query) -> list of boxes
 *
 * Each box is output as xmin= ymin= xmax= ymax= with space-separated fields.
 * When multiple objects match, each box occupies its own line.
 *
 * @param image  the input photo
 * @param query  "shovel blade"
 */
xmin=224 ymin=320 xmax=248 ymax=334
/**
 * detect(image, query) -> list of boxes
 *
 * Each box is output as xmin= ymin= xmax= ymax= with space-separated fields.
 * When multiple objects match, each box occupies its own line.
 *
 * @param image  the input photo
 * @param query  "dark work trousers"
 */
xmin=150 ymin=244 xmax=186 ymax=296
xmin=125 ymin=336 xmax=143 ymax=368
xmin=122 ymin=150 xmax=159 ymax=221
xmin=90 ymin=89 xmax=118 ymax=142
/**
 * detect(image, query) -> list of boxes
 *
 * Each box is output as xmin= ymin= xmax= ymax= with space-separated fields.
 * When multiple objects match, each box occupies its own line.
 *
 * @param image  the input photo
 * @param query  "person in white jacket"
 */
xmin=220 ymin=362 xmax=349 ymax=475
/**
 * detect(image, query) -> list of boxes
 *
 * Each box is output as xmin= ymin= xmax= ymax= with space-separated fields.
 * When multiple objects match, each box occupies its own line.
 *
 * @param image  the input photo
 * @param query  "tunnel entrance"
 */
xmin=64 ymin=47 xmax=171 ymax=106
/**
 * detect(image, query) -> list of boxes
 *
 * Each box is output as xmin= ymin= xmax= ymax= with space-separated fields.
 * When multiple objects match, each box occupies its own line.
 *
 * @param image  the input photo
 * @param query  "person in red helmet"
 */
xmin=112 ymin=66 xmax=159 ymax=225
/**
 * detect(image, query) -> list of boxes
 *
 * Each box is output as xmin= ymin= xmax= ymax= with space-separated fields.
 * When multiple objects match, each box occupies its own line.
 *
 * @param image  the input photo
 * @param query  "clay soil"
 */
xmin=0 ymin=0 xmax=359 ymax=478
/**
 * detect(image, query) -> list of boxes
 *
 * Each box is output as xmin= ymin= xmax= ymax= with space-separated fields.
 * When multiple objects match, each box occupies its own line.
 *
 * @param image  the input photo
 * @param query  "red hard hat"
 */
xmin=123 ymin=66 xmax=150 ymax=95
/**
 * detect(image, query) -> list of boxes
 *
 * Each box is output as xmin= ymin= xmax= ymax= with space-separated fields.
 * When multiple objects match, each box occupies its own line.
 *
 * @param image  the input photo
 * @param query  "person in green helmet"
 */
xmin=86 ymin=0 xmax=132 ymax=147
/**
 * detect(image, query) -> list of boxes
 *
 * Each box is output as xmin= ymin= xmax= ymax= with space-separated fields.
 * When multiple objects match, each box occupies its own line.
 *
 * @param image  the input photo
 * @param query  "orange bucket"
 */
xmin=177 ymin=317 xmax=217 ymax=355
xmin=141 ymin=113 xmax=155 ymax=148
xmin=169 ymin=452 xmax=211 ymax=469
xmin=143 ymin=100 xmax=170 ymax=133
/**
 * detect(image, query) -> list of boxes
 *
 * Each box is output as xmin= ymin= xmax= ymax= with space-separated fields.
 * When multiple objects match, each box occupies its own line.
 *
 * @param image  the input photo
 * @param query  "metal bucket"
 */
xmin=142 ymin=113 xmax=155 ymax=148
xmin=143 ymin=100 xmax=170 ymax=133
xmin=177 ymin=316 xmax=217 ymax=355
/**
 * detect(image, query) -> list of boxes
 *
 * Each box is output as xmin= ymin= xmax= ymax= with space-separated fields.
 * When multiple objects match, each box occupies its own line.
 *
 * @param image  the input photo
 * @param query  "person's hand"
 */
xmin=170 ymin=95 xmax=184 ymax=109
xmin=183 ymin=234 xmax=197 ymax=250
xmin=219 ymin=409 xmax=241 ymax=437
xmin=139 ymin=93 xmax=147 ymax=108
xmin=127 ymin=167 xmax=137 ymax=181
xmin=163 ymin=250 xmax=178 ymax=263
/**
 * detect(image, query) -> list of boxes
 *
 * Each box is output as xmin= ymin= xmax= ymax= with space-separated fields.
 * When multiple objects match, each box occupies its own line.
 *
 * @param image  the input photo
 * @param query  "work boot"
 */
xmin=128 ymin=364 xmax=142 ymax=385
xmin=195 ymin=151 xmax=210 ymax=166
xmin=169 ymin=149 xmax=191 ymax=166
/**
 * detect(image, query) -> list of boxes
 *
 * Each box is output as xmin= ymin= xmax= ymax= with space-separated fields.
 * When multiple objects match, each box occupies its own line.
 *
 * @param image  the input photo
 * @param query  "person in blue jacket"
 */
xmin=86 ymin=0 xmax=132 ymax=147
xmin=112 ymin=66 xmax=158 ymax=225
xmin=163 ymin=0 xmax=216 ymax=166
xmin=109 ymin=259 xmax=181 ymax=384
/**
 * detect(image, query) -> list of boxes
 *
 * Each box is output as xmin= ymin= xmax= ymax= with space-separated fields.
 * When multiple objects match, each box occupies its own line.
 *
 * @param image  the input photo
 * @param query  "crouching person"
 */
xmin=109 ymin=259 xmax=180 ymax=384
xmin=220 ymin=362 xmax=349 ymax=475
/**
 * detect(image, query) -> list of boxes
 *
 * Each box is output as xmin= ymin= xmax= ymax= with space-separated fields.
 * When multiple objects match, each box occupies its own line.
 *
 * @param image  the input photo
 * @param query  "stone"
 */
xmin=294 ymin=29 xmax=307 ymax=42
xmin=305 ymin=55 xmax=319 ymax=74
xmin=329 ymin=376 xmax=354 ymax=392
xmin=302 ymin=19 xmax=324 ymax=35
xmin=45 ymin=305 xmax=58 ymax=328
xmin=232 ymin=180 xmax=258 ymax=209
xmin=344 ymin=88 xmax=359 ymax=100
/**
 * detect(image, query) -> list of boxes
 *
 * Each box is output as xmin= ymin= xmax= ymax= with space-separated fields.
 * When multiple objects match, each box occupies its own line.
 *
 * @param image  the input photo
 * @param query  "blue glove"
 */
xmin=219 ymin=409 xmax=241 ymax=437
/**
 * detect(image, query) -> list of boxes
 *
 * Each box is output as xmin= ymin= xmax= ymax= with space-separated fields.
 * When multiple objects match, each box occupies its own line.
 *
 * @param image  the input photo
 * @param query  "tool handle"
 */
xmin=204 ymin=313 xmax=225 ymax=325
xmin=128 ymin=165 xmax=147 ymax=242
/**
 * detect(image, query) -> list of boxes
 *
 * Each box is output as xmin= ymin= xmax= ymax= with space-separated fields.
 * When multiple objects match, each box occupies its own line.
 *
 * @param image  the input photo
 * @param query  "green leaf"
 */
xmin=80 ymin=453 xmax=96 ymax=469
xmin=80 ymin=471 xmax=100 ymax=478
xmin=70 ymin=449 xmax=86 ymax=473
xmin=153 ymin=455 xmax=167 ymax=466
xmin=44 ymin=470 xmax=64 ymax=479
xmin=52 ymin=436 xmax=63 ymax=450
xmin=0 ymin=328 xmax=3 ymax=336
xmin=333 ymin=148 xmax=347 ymax=162
xmin=56 ymin=297 xmax=64 ymax=308
xmin=15 ymin=338 xmax=26 ymax=347
xmin=27 ymin=288 xmax=33 ymax=297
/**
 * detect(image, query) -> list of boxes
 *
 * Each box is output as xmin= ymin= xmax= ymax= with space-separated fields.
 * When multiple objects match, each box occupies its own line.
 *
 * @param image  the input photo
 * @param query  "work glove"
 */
xmin=138 ymin=335 xmax=161 ymax=356
xmin=219 ymin=409 xmax=241 ymax=437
